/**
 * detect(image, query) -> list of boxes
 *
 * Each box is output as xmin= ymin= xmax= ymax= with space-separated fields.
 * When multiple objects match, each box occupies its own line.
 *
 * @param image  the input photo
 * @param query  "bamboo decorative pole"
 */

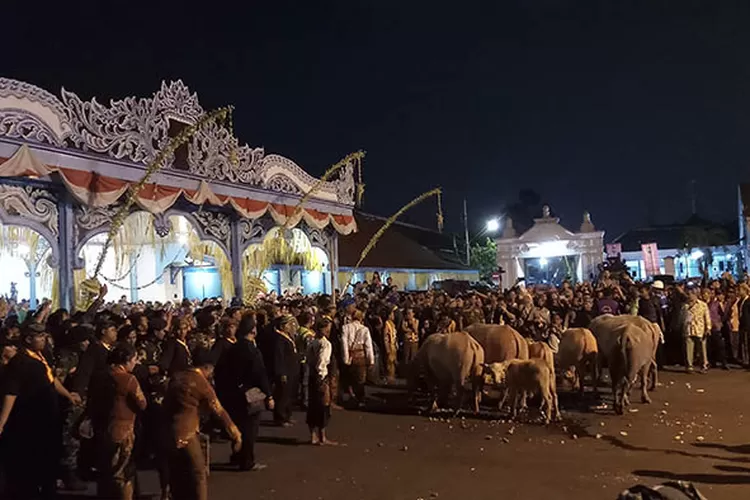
xmin=341 ymin=187 xmax=443 ymax=294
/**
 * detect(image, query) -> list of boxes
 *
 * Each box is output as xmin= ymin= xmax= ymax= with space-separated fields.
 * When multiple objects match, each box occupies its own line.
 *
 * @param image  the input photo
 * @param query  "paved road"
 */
xmin=205 ymin=368 xmax=750 ymax=500
xmin=68 ymin=367 xmax=750 ymax=499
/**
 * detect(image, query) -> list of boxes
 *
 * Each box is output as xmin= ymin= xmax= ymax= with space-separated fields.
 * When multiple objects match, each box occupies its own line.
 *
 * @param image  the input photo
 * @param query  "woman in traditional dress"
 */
xmin=88 ymin=342 xmax=147 ymax=500
xmin=306 ymin=317 xmax=338 ymax=445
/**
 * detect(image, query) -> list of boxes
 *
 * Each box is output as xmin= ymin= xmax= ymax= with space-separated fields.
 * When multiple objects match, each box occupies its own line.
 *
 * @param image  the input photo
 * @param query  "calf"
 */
xmin=485 ymin=358 xmax=560 ymax=424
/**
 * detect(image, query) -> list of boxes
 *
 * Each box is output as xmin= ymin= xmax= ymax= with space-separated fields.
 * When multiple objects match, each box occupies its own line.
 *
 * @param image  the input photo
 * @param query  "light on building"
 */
xmin=486 ymin=218 xmax=500 ymax=233
xmin=534 ymin=241 xmax=568 ymax=258
xmin=539 ymin=257 xmax=548 ymax=267
xmin=178 ymin=233 xmax=188 ymax=245
xmin=690 ymin=250 xmax=704 ymax=260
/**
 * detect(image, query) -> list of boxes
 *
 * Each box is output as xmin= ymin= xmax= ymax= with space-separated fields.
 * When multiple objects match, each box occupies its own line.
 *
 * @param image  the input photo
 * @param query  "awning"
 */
xmin=0 ymin=145 xmax=357 ymax=234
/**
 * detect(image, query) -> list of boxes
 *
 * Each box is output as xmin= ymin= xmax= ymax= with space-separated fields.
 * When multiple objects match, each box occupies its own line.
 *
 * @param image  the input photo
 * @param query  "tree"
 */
xmin=470 ymin=237 xmax=497 ymax=280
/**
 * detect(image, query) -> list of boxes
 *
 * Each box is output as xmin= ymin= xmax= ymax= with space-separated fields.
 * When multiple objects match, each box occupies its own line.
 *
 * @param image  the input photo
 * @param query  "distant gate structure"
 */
xmin=0 ymin=78 xmax=357 ymax=308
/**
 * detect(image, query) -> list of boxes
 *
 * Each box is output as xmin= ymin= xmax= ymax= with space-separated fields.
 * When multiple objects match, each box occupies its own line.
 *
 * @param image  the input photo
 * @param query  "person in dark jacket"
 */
xmin=215 ymin=314 xmax=273 ymax=471
xmin=0 ymin=323 xmax=81 ymax=499
xmin=271 ymin=315 xmax=299 ymax=426
xmin=211 ymin=317 xmax=238 ymax=366
xmin=638 ymin=284 xmax=665 ymax=330
xmin=159 ymin=316 xmax=193 ymax=376
xmin=71 ymin=320 xmax=118 ymax=397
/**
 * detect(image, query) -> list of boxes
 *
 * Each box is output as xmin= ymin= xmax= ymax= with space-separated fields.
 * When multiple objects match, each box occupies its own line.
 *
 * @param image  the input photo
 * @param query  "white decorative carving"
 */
xmin=0 ymin=111 xmax=62 ymax=146
xmin=307 ymin=227 xmax=330 ymax=250
xmin=0 ymin=185 xmax=59 ymax=237
xmin=0 ymin=78 xmax=357 ymax=205
xmin=187 ymin=119 xmax=263 ymax=184
xmin=240 ymin=219 xmax=265 ymax=246
xmin=192 ymin=211 xmax=231 ymax=250
xmin=0 ymin=79 xmax=69 ymax=146
xmin=335 ymin=161 xmax=356 ymax=206
xmin=265 ymin=174 xmax=302 ymax=195
xmin=75 ymin=204 xmax=121 ymax=231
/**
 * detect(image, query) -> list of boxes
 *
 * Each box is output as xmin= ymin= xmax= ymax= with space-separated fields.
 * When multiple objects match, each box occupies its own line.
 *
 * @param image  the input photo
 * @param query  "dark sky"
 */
xmin=6 ymin=1 xmax=750 ymax=239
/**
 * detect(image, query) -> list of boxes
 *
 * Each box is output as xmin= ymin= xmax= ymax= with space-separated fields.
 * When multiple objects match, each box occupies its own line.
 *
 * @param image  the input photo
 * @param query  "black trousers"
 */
xmin=273 ymin=377 xmax=294 ymax=423
xmin=234 ymin=412 xmax=260 ymax=470
xmin=709 ymin=330 xmax=728 ymax=366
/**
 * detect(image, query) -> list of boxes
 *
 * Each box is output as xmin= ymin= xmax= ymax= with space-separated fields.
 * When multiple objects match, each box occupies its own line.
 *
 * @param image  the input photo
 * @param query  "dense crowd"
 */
xmin=0 ymin=268 xmax=747 ymax=499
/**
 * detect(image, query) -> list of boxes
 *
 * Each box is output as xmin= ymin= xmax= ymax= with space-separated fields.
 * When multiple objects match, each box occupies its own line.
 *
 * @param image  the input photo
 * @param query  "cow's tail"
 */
xmin=614 ymin=332 xmax=631 ymax=415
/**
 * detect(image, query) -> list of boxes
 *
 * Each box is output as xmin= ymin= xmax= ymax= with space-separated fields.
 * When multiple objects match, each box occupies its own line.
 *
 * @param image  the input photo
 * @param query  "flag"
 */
xmin=641 ymin=243 xmax=660 ymax=277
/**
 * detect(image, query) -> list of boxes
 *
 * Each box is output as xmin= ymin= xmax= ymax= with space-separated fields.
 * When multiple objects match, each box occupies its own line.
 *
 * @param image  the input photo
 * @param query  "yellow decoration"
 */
xmin=415 ymin=273 xmax=430 ymax=290
xmin=437 ymin=189 xmax=444 ymax=232
xmin=241 ymin=228 xmax=325 ymax=305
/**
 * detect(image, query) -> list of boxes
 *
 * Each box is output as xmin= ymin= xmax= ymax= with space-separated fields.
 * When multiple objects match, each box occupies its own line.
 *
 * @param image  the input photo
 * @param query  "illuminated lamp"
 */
xmin=539 ymin=257 xmax=548 ymax=267
xmin=486 ymin=218 xmax=500 ymax=233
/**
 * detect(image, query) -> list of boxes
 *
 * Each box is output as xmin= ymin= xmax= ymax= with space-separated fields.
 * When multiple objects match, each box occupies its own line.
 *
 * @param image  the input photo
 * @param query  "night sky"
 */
xmin=5 ymin=1 xmax=750 ymax=239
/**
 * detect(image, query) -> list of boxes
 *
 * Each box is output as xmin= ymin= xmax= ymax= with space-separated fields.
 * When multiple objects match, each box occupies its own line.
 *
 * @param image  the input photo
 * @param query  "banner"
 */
xmin=606 ymin=243 xmax=622 ymax=259
xmin=641 ymin=243 xmax=660 ymax=277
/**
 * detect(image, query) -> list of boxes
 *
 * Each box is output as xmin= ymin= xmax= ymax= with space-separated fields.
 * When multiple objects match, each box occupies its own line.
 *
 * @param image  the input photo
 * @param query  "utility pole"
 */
xmin=463 ymin=198 xmax=470 ymax=266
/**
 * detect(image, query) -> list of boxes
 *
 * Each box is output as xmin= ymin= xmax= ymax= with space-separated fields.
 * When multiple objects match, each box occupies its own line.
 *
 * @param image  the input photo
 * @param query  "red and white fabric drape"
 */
xmin=0 ymin=145 xmax=357 ymax=235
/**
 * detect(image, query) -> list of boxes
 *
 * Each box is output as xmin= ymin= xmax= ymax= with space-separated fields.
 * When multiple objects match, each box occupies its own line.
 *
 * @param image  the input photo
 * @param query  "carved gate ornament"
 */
xmin=190 ymin=210 xmax=231 ymax=255
xmin=0 ymin=184 xmax=59 ymax=238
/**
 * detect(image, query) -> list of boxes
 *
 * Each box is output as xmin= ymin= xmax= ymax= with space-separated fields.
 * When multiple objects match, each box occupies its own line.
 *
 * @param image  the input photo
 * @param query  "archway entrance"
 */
xmin=0 ymin=224 xmax=55 ymax=309
xmin=242 ymin=227 xmax=330 ymax=297
xmin=77 ymin=212 xmax=232 ymax=303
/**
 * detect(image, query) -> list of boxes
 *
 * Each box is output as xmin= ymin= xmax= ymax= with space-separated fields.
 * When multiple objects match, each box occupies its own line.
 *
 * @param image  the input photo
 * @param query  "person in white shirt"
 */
xmin=341 ymin=309 xmax=374 ymax=407
xmin=305 ymin=317 xmax=337 ymax=445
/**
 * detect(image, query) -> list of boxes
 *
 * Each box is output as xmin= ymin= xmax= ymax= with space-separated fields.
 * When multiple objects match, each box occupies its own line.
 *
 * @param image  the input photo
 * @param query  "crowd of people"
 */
xmin=0 ymin=268 xmax=748 ymax=499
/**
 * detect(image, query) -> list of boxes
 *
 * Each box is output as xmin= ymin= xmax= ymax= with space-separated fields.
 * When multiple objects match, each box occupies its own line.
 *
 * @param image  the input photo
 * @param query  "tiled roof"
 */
xmin=612 ymin=215 xmax=737 ymax=252
xmin=337 ymin=212 xmax=473 ymax=270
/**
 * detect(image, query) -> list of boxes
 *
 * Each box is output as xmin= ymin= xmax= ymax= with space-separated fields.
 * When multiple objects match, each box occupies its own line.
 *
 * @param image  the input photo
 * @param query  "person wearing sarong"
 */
xmin=88 ymin=343 xmax=147 ymax=500
xmin=162 ymin=349 xmax=241 ymax=500
xmin=306 ymin=317 xmax=338 ymax=444
xmin=382 ymin=307 xmax=398 ymax=383
xmin=341 ymin=309 xmax=374 ymax=407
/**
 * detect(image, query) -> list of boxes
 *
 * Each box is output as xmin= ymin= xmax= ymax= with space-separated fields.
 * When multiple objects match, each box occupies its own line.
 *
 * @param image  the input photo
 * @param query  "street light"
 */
xmin=486 ymin=218 xmax=500 ymax=233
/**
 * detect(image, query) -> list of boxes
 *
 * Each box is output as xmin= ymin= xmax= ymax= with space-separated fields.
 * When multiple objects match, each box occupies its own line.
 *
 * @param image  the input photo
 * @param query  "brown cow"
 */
xmin=407 ymin=332 xmax=485 ymax=414
xmin=556 ymin=328 xmax=599 ymax=396
xmin=466 ymin=324 xmax=529 ymax=364
xmin=485 ymin=359 xmax=560 ymax=424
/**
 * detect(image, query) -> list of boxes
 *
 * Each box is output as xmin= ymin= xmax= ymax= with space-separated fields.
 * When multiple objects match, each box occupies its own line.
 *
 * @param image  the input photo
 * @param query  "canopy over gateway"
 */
xmin=0 ymin=78 xmax=357 ymax=233
xmin=0 ymin=78 xmax=358 ymax=308
xmin=495 ymin=206 xmax=604 ymax=287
